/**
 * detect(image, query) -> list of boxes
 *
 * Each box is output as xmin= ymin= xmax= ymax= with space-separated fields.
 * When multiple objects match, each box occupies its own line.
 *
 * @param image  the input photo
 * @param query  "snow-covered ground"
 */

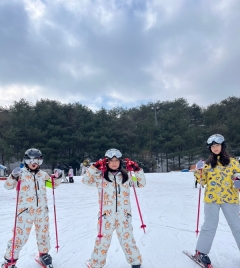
xmin=1 ymin=172 xmax=240 ymax=268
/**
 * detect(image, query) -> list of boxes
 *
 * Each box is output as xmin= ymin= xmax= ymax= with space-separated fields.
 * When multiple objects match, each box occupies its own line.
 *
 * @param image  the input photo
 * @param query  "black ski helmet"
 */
xmin=23 ymin=148 xmax=43 ymax=166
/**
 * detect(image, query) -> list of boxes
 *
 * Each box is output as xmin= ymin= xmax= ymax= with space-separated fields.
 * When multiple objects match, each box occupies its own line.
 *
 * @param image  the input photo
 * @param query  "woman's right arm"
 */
xmin=194 ymin=166 xmax=208 ymax=185
xmin=4 ymin=174 xmax=18 ymax=190
xmin=82 ymin=164 xmax=101 ymax=187
xmin=4 ymin=167 xmax=23 ymax=190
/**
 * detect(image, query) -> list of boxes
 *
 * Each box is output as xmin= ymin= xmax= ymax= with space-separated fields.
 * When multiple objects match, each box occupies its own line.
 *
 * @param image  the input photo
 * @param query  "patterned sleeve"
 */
xmin=4 ymin=175 xmax=18 ymax=190
xmin=129 ymin=169 xmax=146 ymax=188
xmin=195 ymin=165 xmax=208 ymax=185
xmin=53 ymin=175 xmax=62 ymax=188
xmin=82 ymin=164 xmax=101 ymax=187
xmin=43 ymin=172 xmax=61 ymax=188
xmin=232 ymin=158 xmax=240 ymax=174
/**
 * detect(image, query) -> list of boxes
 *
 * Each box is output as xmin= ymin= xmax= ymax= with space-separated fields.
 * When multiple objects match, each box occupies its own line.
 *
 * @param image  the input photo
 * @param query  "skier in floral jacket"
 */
xmin=1 ymin=148 xmax=62 ymax=268
xmin=82 ymin=148 xmax=146 ymax=268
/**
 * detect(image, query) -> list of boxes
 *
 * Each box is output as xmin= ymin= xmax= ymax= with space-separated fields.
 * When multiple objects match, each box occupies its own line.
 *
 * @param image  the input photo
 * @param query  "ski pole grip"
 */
xmin=16 ymin=180 xmax=21 ymax=191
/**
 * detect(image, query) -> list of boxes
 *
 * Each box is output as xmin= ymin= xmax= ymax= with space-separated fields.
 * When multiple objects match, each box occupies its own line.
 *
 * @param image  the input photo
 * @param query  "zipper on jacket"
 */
xmin=118 ymin=184 xmax=120 ymax=194
xmin=111 ymin=171 xmax=120 ymax=213
xmin=33 ymin=174 xmax=39 ymax=207
xmin=114 ymin=176 xmax=118 ymax=212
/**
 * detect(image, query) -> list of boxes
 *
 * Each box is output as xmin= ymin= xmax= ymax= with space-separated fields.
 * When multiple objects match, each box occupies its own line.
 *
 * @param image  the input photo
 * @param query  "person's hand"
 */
xmin=233 ymin=173 xmax=240 ymax=180
xmin=51 ymin=169 xmax=62 ymax=179
xmin=11 ymin=167 xmax=22 ymax=180
xmin=93 ymin=158 xmax=108 ymax=171
xmin=124 ymin=158 xmax=140 ymax=171
xmin=195 ymin=160 xmax=204 ymax=170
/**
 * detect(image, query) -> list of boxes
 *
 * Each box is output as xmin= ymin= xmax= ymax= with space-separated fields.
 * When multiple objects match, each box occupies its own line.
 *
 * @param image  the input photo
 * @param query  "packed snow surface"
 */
xmin=1 ymin=172 xmax=239 ymax=267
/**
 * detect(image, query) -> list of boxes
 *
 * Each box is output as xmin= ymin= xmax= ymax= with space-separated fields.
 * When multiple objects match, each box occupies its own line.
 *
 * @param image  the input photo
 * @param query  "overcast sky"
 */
xmin=0 ymin=0 xmax=239 ymax=111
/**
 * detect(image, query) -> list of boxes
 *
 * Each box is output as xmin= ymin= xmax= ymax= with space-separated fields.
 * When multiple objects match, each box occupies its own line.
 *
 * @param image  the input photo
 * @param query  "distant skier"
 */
xmin=82 ymin=148 xmax=146 ymax=268
xmin=1 ymin=148 xmax=62 ymax=268
xmin=81 ymin=159 xmax=90 ymax=175
xmin=192 ymin=134 xmax=240 ymax=267
xmin=68 ymin=166 xmax=74 ymax=183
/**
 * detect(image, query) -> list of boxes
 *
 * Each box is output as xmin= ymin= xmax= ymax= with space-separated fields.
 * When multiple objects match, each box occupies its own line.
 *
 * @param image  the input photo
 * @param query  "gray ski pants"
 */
xmin=196 ymin=203 xmax=240 ymax=254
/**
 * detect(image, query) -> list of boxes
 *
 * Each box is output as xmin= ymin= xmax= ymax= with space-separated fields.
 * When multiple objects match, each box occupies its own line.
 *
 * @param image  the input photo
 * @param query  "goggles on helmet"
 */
xmin=207 ymin=134 xmax=225 ymax=146
xmin=24 ymin=157 xmax=43 ymax=166
xmin=105 ymin=149 xmax=122 ymax=159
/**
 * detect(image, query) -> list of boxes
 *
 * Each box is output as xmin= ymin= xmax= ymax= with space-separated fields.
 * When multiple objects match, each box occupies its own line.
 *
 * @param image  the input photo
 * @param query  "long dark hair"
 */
xmin=104 ymin=163 xmax=129 ymax=184
xmin=206 ymin=143 xmax=230 ymax=168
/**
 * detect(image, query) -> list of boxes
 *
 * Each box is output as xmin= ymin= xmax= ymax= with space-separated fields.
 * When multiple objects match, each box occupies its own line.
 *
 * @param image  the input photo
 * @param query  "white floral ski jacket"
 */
xmin=82 ymin=165 xmax=146 ymax=218
xmin=4 ymin=167 xmax=61 ymax=209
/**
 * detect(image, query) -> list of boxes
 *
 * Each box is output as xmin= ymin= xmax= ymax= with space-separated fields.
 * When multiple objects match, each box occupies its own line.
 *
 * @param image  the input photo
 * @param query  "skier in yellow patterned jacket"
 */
xmin=193 ymin=134 xmax=240 ymax=267
xmin=1 ymin=148 xmax=62 ymax=268
xmin=82 ymin=148 xmax=146 ymax=268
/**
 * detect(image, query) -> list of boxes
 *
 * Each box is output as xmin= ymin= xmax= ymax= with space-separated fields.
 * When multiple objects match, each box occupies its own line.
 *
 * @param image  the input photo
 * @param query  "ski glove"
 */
xmin=53 ymin=169 xmax=62 ymax=178
xmin=233 ymin=173 xmax=240 ymax=189
xmin=233 ymin=173 xmax=240 ymax=180
xmin=124 ymin=158 xmax=141 ymax=172
xmin=94 ymin=158 xmax=108 ymax=171
xmin=195 ymin=160 xmax=204 ymax=170
xmin=11 ymin=167 xmax=22 ymax=180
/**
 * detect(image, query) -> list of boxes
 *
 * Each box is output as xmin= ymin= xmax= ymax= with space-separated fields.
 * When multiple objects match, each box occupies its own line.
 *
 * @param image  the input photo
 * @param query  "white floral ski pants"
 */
xmin=89 ymin=214 xmax=142 ymax=268
xmin=4 ymin=205 xmax=51 ymax=260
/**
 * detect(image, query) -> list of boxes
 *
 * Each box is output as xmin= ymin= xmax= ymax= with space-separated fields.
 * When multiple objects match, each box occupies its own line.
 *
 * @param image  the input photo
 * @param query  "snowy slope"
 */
xmin=1 ymin=172 xmax=240 ymax=268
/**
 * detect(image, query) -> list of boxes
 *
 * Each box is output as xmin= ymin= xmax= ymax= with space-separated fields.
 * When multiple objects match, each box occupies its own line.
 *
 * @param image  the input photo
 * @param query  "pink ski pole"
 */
xmin=51 ymin=174 xmax=60 ymax=252
xmin=98 ymin=164 xmax=106 ymax=241
xmin=195 ymin=160 xmax=204 ymax=237
xmin=11 ymin=180 xmax=21 ymax=265
xmin=130 ymin=171 xmax=146 ymax=233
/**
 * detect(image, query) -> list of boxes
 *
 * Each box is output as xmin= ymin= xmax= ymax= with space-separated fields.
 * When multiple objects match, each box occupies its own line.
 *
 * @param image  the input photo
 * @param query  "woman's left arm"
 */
xmin=130 ymin=169 xmax=146 ymax=188
xmin=232 ymin=159 xmax=240 ymax=174
xmin=43 ymin=170 xmax=62 ymax=188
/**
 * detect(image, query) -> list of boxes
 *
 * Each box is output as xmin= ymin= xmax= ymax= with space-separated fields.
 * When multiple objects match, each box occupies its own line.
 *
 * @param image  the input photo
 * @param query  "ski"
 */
xmin=85 ymin=260 xmax=91 ymax=267
xmin=35 ymin=258 xmax=46 ymax=268
xmin=30 ymin=254 xmax=54 ymax=268
xmin=183 ymin=250 xmax=213 ymax=268
xmin=35 ymin=258 xmax=54 ymax=268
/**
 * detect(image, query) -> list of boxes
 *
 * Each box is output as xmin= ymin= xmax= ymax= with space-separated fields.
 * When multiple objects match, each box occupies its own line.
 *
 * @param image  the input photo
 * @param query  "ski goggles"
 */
xmin=24 ymin=157 xmax=43 ymax=166
xmin=207 ymin=134 xmax=225 ymax=145
xmin=105 ymin=149 xmax=122 ymax=159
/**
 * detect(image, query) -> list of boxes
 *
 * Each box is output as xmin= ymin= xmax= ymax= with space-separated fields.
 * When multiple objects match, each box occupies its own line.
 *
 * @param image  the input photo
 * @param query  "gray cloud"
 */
xmin=0 ymin=0 xmax=239 ymax=110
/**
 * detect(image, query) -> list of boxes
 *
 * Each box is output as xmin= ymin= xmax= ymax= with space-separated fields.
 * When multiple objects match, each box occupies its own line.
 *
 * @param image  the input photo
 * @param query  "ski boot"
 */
xmin=132 ymin=265 xmax=141 ymax=268
xmin=38 ymin=253 xmax=53 ymax=268
xmin=194 ymin=251 xmax=212 ymax=268
xmin=1 ymin=258 xmax=17 ymax=268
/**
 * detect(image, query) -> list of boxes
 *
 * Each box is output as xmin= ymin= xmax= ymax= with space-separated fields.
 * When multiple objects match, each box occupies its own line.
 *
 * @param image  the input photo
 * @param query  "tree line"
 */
xmin=0 ymin=97 xmax=240 ymax=172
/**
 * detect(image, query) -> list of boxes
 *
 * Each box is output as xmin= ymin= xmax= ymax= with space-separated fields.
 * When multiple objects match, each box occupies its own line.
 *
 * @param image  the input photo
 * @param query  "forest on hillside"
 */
xmin=0 ymin=97 xmax=240 ymax=172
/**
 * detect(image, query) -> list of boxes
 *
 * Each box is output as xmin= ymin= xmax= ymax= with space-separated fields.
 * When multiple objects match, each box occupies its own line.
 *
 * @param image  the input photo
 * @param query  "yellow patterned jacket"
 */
xmin=195 ymin=158 xmax=240 ymax=204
